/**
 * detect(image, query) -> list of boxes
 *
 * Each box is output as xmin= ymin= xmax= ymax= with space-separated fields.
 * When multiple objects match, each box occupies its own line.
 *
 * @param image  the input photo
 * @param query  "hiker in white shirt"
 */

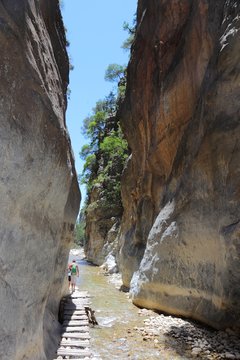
xmin=70 ymin=259 xmax=79 ymax=292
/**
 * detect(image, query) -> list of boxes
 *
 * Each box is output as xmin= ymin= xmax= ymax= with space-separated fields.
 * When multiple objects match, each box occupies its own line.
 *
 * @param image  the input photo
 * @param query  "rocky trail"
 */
xmin=134 ymin=308 xmax=240 ymax=360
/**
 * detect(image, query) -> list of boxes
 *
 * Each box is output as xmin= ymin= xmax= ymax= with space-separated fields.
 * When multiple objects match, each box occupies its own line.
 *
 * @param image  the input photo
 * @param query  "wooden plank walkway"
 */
xmin=54 ymin=290 xmax=92 ymax=360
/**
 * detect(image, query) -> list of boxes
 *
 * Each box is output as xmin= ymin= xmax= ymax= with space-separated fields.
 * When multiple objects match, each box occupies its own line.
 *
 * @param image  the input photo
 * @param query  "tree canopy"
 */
xmin=121 ymin=20 xmax=136 ymax=51
xmin=79 ymin=90 xmax=128 ymax=201
xmin=104 ymin=64 xmax=125 ymax=83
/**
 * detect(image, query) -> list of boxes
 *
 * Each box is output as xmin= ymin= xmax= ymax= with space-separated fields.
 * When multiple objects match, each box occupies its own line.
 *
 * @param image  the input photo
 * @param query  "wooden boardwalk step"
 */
xmin=69 ymin=296 xmax=90 ymax=300
xmin=70 ymin=291 xmax=90 ymax=297
xmin=57 ymin=348 xmax=91 ymax=357
xmin=62 ymin=332 xmax=90 ymax=339
xmin=63 ymin=320 xmax=89 ymax=326
xmin=67 ymin=301 xmax=90 ymax=306
xmin=66 ymin=297 xmax=89 ymax=301
xmin=54 ymin=358 xmax=89 ymax=360
xmin=66 ymin=298 xmax=89 ymax=301
xmin=64 ymin=310 xmax=86 ymax=315
xmin=68 ymin=296 xmax=89 ymax=300
xmin=56 ymin=289 xmax=92 ymax=358
xmin=64 ymin=304 xmax=88 ymax=310
xmin=54 ymin=359 xmax=89 ymax=360
xmin=64 ymin=314 xmax=88 ymax=320
xmin=62 ymin=326 xmax=89 ymax=332
xmin=60 ymin=339 xmax=89 ymax=347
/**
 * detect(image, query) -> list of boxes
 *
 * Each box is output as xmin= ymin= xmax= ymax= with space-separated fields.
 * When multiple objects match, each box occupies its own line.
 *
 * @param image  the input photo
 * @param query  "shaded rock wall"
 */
xmin=84 ymin=185 xmax=122 ymax=266
xmin=83 ymin=115 xmax=127 ymax=266
xmin=119 ymin=0 xmax=240 ymax=329
xmin=0 ymin=1 xmax=80 ymax=359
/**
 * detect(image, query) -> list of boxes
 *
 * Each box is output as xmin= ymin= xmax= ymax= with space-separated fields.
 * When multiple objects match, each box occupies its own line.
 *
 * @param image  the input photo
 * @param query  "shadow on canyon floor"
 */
xmin=164 ymin=318 xmax=240 ymax=359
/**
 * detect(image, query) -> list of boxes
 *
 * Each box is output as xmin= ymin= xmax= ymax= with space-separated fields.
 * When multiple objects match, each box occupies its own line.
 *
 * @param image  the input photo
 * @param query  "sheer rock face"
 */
xmin=84 ymin=185 xmax=122 ymax=266
xmin=119 ymin=0 xmax=240 ymax=329
xmin=0 ymin=1 xmax=80 ymax=359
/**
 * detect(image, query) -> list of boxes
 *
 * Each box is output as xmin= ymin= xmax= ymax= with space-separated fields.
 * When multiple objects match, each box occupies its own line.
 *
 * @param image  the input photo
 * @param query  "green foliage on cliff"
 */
xmin=79 ymin=17 xmax=136 ymax=215
xmin=79 ymin=89 xmax=129 ymax=205
xmin=121 ymin=19 xmax=136 ymax=51
xmin=104 ymin=64 xmax=125 ymax=83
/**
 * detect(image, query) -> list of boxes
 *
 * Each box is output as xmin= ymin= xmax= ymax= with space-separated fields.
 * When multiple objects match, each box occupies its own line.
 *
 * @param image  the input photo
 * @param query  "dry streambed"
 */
xmin=133 ymin=308 xmax=240 ymax=359
xmin=108 ymin=274 xmax=240 ymax=360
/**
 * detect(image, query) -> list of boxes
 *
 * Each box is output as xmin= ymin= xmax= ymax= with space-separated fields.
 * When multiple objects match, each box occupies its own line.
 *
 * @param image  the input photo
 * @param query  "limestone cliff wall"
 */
xmin=83 ymin=115 xmax=126 ymax=266
xmin=118 ymin=0 xmax=240 ymax=329
xmin=84 ymin=186 xmax=122 ymax=266
xmin=0 ymin=1 xmax=80 ymax=359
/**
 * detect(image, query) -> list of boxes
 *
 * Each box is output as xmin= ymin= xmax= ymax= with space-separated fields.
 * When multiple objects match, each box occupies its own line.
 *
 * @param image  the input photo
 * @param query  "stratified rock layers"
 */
xmin=0 ymin=1 xmax=80 ymax=359
xmin=119 ymin=0 xmax=240 ymax=329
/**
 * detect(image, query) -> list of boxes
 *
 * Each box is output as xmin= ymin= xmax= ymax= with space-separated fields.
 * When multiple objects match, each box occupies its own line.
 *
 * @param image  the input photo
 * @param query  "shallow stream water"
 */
xmin=70 ymin=252 xmax=190 ymax=360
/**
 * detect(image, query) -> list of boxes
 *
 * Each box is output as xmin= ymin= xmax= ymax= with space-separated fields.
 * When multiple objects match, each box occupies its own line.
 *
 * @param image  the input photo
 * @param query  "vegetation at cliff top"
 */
xmin=78 ymin=19 xmax=136 ymax=215
xmin=79 ymin=88 xmax=129 ymax=207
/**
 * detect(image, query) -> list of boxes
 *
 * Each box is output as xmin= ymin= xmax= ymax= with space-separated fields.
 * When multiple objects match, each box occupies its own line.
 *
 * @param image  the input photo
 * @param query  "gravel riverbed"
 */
xmin=136 ymin=308 xmax=240 ymax=359
xmin=108 ymin=274 xmax=240 ymax=360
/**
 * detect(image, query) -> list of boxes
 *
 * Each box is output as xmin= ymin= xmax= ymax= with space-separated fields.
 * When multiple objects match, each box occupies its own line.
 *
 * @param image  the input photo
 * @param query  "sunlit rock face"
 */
xmin=0 ymin=1 xmax=80 ymax=359
xmin=119 ymin=0 xmax=240 ymax=329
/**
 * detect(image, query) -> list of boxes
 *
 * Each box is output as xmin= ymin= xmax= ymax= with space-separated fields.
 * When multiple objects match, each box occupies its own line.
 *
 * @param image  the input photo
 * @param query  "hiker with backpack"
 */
xmin=67 ymin=264 xmax=72 ymax=290
xmin=70 ymin=259 xmax=79 ymax=292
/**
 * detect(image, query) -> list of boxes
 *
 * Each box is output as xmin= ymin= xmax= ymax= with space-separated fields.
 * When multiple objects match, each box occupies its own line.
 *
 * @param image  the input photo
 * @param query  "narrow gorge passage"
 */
xmin=60 ymin=249 xmax=240 ymax=360
xmin=0 ymin=1 xmax=239 ymax=359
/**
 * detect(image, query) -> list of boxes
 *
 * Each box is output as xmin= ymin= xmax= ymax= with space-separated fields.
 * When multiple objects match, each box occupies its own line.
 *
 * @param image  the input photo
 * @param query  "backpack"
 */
xmin=71 ymin=264 xmax=77 ymax=275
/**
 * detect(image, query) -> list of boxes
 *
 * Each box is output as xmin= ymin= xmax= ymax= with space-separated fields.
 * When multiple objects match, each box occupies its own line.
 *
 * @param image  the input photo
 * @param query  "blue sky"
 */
xmin=61 ymin=1 xmax=137 ymax=205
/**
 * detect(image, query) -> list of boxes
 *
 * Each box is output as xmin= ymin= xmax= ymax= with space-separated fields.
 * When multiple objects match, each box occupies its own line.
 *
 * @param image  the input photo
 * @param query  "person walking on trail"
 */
xmin=67 ymin=264 xmax=72 ymax=290
xmin=70 ymin=259 xmax=79 ymax=292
